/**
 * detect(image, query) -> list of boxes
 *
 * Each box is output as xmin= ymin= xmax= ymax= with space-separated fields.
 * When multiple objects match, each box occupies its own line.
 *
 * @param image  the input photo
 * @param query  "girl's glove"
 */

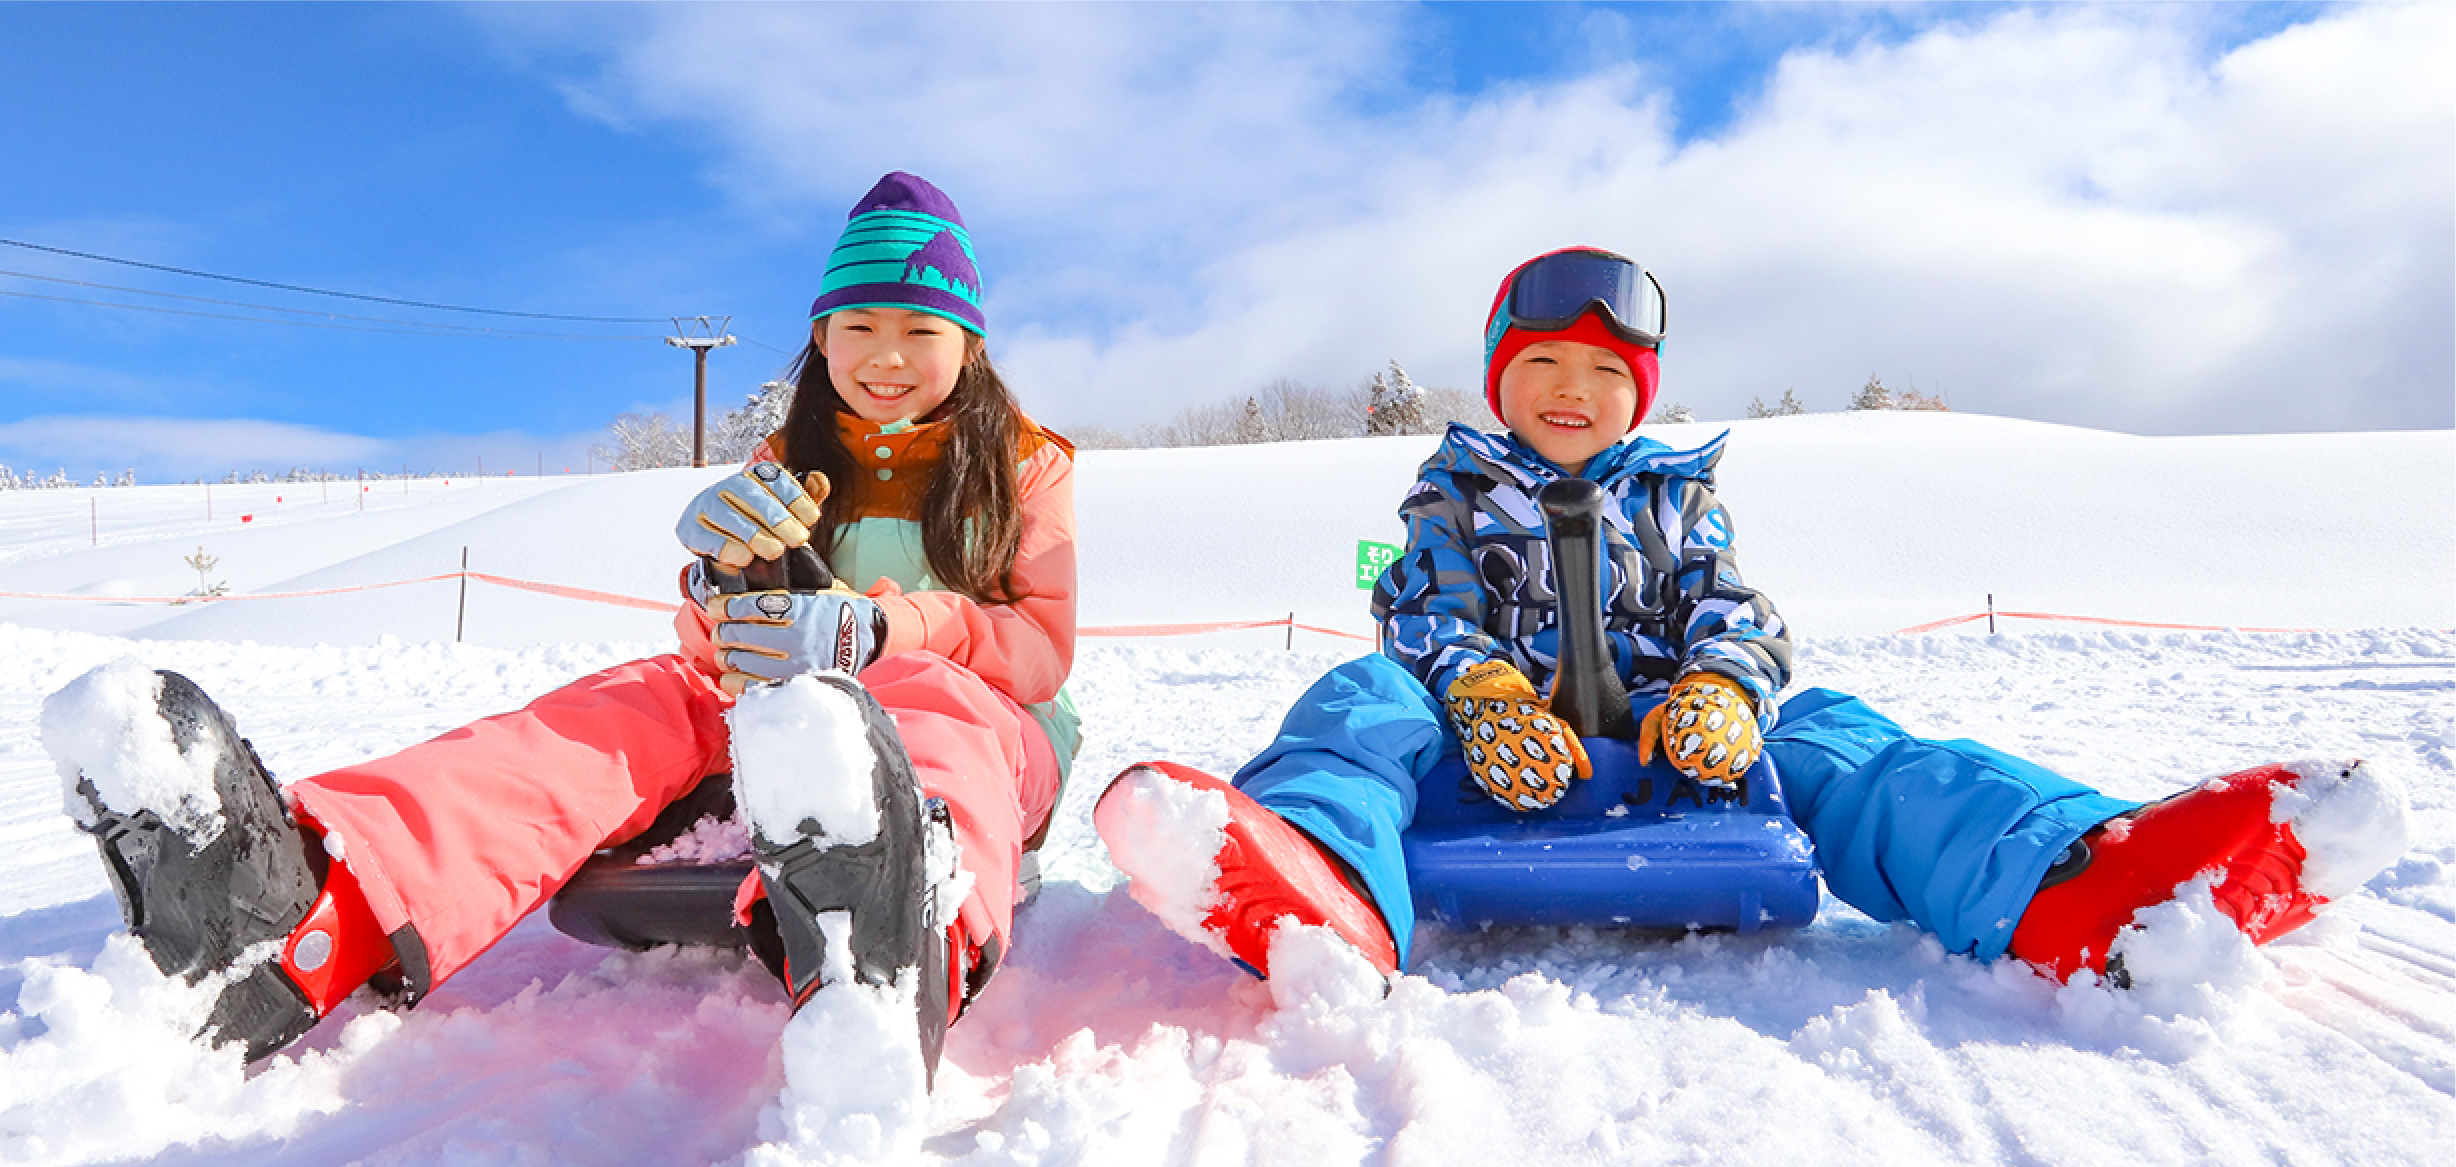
xmin=707 ymin=589 xmax=886 ymax=695
xmin=1638 ymin=673 xmax=1760 ymax=790
xmin=677 ymin=464 xmax=829 ymax=568
xmin=1444 ymin=659 xmax=1591 ymax=811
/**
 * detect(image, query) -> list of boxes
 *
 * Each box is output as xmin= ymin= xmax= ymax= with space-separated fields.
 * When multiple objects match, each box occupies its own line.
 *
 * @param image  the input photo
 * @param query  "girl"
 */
xmin=52 ymin=172 xmax=1078 ymax=1081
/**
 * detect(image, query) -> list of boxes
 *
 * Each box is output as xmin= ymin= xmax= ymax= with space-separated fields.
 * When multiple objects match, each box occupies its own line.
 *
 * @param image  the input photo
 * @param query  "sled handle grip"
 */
xmin=707 ymin=543 xmax=836 ymax=596
xmin=1540 ymin=479 xmax=1639 ymax=740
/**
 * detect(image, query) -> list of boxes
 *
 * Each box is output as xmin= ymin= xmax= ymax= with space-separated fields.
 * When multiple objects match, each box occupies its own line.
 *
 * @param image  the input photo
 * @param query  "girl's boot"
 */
xmin=50 ymin=666 xmax=397 ymax=1062
xmin=2009 ymin=760 xmax=2410 ymax=984
xmin=731 ymin=671 xmax=953 ymax=1083
xmin=1095 ymin=761 xmax=1398 ymax=978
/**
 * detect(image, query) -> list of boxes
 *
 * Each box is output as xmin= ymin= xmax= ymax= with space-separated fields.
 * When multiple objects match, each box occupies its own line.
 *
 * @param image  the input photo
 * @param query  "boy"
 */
xmin=1095 ymin=246 xmax=2411 ymax=987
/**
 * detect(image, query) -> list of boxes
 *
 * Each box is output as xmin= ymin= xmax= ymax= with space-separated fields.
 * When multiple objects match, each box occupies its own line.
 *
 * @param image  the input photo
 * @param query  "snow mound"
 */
xmin=39 ymin=659 xmax=224 ymax=844
xmin=732 ymin=673 xmax=881 ymax=848
xmin=751 ymin=969 xmax=931 ymax=1167
xmin=1092 ymin=765 xmax=1234 ymax=962
xmin=0 ymin=935 xmax=350 ymax=1165
xmin=2275 ymin=759 xmax=2414 ymax=900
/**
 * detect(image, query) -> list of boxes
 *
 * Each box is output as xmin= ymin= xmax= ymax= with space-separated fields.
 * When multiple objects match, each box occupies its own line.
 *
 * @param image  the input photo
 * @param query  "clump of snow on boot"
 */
xmin=730 ymin=673 xmax=880 ymax=848
xmin=40 ymin=659 xmax=225 ymax=843
xmin=748 ymin=968 xmax=932 ymax=1167
xmin=2273 ymin=759 xmax=2413 ymax=899
xmin=1093 ymin=765 xmax=1235 ymax=962
xmin=2107 ymin=875 xmax=2274 ymax=1015
xmin=1262 ymin=922 xmax=1392 ymax=1014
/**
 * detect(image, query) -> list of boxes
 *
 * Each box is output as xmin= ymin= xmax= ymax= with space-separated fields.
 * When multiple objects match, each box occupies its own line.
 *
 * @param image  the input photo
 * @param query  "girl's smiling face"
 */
xmin=1495 ymin=338 xmax=1639 ymax=472
xmin=817 ymin=307 xmax=974 ymax=424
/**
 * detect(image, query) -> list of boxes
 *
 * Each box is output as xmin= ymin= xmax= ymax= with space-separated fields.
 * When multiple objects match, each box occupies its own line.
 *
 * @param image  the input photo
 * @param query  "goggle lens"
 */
xmin=1505 ymin=250 xmax=1665 ymax=347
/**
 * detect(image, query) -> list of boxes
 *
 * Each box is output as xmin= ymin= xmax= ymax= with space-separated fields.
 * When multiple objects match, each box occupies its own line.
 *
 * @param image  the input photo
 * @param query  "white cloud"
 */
xmin=0 ymin=416 xmax=381 ymax=481
xmin=0 ymin=415 xmax=609 ymax=483
xmin=503 ymin=2 xmax=2453 ymax=436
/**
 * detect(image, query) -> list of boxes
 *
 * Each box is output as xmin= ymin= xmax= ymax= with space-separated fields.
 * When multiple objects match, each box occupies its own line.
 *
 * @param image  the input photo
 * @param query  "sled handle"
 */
xmin=707 ymin=543 xmax=836 ymax=596
xmin=1540 ymin=479 xmax=1639 ymax=740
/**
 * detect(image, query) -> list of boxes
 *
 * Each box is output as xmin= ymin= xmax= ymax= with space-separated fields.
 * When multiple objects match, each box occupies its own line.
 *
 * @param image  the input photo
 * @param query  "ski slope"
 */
xmin=1 ymin=413 xmax=2450 ymax=1166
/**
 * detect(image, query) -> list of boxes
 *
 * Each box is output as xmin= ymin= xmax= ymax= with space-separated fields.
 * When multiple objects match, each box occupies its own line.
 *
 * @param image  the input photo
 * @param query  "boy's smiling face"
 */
xmin=1495 ymin=338 xmax=1640 ymax=473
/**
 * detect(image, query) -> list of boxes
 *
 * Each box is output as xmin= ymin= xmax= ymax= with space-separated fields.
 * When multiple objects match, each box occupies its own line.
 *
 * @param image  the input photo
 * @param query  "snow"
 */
xmin=1090 ymin=766 xmax=1235 ymax=962
xmin=38 ymin=658 xmax=221 ymax=842
xmin=2275 ymin=760 xmax=2416 ymax=901
xmin=757 ymin=969 xmax=932 ymax=1167
xmin=731 ymin=673 xmax=882 ymax=849
xmin=0 ymin=412 xmax=2450 ymax=1165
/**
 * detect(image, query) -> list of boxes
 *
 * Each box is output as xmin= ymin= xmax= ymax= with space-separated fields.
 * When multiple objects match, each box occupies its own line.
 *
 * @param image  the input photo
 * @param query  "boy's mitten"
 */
xmin=1639 ymin=673 xmax=1760 ymax=790
xmin=1445 ymin=660 xmax=1590 ymax=811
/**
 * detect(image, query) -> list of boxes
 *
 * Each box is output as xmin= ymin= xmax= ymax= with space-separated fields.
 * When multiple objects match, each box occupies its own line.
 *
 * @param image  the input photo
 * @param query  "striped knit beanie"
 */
xmin=809 ymin=172 xmax=986 ymax=335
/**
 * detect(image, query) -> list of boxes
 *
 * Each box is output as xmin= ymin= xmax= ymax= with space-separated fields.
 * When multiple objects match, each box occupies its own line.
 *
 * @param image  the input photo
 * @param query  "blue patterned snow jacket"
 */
xmin=1369 ymin=424 xmax=1793 ymax=727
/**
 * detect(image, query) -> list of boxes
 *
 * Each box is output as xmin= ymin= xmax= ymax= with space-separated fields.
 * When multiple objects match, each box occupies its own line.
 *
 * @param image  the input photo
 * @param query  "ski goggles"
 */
xmin=1502 ymin=248 xmax=1666 ymax=349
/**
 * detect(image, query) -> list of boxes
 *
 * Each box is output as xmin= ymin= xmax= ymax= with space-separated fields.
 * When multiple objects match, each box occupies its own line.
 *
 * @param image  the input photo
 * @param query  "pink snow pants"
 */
xmin=287 ymin=651 xmax=1061 ymax=996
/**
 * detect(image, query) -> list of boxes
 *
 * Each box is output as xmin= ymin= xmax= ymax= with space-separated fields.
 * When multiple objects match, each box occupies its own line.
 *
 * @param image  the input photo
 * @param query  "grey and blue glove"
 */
xmin=709 ymin=589 xmax=887 ymax=694
xmin=677 ymin=463 xmax=828 ymax=568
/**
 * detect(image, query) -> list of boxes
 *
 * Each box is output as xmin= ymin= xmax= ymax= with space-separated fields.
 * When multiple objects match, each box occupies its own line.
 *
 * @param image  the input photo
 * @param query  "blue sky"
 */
xmin=1 ymin=2 xmax=2445 ymax=483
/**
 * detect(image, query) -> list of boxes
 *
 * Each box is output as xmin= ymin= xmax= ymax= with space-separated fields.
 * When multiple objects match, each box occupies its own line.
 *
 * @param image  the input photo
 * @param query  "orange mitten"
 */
xmin=1444 ymin=660 xmax=1591 ymax=811
xmin=1639 ymin=673 xmax=1761 ymax=790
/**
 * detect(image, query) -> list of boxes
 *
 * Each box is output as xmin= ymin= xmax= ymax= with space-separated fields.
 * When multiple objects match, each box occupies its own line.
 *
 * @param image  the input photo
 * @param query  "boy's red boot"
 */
xmin=1095 ymin=761 xmax=1398 ymax=978
xmin=2009 ymin=760 xmax=2410 ymax=984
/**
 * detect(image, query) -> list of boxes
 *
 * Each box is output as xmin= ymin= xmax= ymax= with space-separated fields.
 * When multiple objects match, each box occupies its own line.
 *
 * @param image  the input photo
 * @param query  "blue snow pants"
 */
xmin=1233 ymin=654 xmax=2140 ymax=966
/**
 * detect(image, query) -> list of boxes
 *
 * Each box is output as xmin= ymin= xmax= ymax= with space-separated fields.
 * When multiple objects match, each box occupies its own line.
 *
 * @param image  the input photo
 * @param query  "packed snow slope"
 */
xmin=4 ymin=412 xmax=2449 ymax=645
xmin=1 ymin=412 xmax=2451 ymax=1166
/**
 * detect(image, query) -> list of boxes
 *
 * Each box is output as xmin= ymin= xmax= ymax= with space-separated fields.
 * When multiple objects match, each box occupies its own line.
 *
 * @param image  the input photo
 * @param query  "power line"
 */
xmin=0 ymin=236 xmax=669 ymax=323
xmin=0 ymin=287 xmax=663 ymax=340
xmin=0 ymin=267 xmax=658 ymax=338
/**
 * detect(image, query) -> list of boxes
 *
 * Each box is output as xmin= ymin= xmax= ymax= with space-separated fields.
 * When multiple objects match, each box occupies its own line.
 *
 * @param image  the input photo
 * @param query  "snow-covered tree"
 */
xmin=1365 ymin=360 xmax=1430 ymax=437
xmin=596 ymin=412 xmax=693 ymax=471
xmin=1747 ymin=389 xmax=1808 ymax=418
xmin=1848 ymin=375 xmax=1895 ymax=412
xmin=711 ymin=379 xmax=796 ymax=463
xmin=1231 ymin=397 xmax=1272 ymax=444
xmin=1648 ymin=401 xmax=1696 ymax=424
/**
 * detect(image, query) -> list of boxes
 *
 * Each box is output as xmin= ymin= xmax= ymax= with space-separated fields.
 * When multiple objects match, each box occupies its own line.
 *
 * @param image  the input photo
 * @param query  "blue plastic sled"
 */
xmin=1399 ymin=477 xmax=1820 ymax=936
xmin=1404 ymin=740 xmax=1817 ymax=933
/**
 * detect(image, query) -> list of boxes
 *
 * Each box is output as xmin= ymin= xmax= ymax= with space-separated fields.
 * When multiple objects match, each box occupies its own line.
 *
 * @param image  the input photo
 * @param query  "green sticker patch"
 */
xmin=1356 ymin=540 xmax=1402 ymax=588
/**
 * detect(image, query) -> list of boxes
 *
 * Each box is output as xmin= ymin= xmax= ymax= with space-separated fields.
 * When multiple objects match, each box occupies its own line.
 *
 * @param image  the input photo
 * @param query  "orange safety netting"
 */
xmin=1891 ymin=610 xmax=2319 ymax=636
xmin=1 ymin=574 xmax=1380 ymax=641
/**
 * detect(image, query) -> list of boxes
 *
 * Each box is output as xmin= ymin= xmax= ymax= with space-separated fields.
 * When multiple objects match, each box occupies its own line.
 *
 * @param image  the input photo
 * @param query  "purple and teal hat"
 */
xmin=808 ymin=172 xmax=986 ymax=336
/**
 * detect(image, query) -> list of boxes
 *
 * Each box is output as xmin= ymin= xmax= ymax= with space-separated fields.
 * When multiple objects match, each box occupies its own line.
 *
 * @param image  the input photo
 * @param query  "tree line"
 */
xmin=593 ymin=369 xmax=1952 ymax=469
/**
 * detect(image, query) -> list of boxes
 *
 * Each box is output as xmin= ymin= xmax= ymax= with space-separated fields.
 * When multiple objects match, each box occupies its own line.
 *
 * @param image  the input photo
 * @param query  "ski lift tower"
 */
xmin=667 ymin=316 xmax=738 ymax=468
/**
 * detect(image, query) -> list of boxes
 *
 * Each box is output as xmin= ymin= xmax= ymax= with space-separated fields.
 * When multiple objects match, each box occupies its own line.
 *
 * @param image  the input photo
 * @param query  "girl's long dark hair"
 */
xmin=778 ymin=339 xmax=1028 ymax=604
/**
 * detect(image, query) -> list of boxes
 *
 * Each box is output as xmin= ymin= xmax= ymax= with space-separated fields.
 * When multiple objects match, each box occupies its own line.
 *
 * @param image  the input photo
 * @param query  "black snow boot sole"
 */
xmin=740 ymin=673 xmax=951 ymax=1083
xmin=67 ymin=670 xmax=325 ymax=1063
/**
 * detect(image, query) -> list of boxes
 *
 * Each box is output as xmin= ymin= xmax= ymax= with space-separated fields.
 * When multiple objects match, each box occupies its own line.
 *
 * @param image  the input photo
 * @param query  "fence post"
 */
xmin=1987 ymin=593 xmax=1996 ymax=635
xmin=456 ymin=547 xmax=469 ymax=644
xmin=1286 ymin=611 xmax=1295 ymax=652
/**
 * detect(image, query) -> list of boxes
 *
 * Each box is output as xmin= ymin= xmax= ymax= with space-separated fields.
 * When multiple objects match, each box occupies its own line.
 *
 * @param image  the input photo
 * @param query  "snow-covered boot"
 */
xmin=1095 ymin=761 xmax=1398 ymax=978
xmin=45 ymin=663 xmax=396 ymax=1062
xmin=731 ymin=671 xmax=953 ymax=1084
xmin=2009 ymin=760 xmax=2411 ymax=984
